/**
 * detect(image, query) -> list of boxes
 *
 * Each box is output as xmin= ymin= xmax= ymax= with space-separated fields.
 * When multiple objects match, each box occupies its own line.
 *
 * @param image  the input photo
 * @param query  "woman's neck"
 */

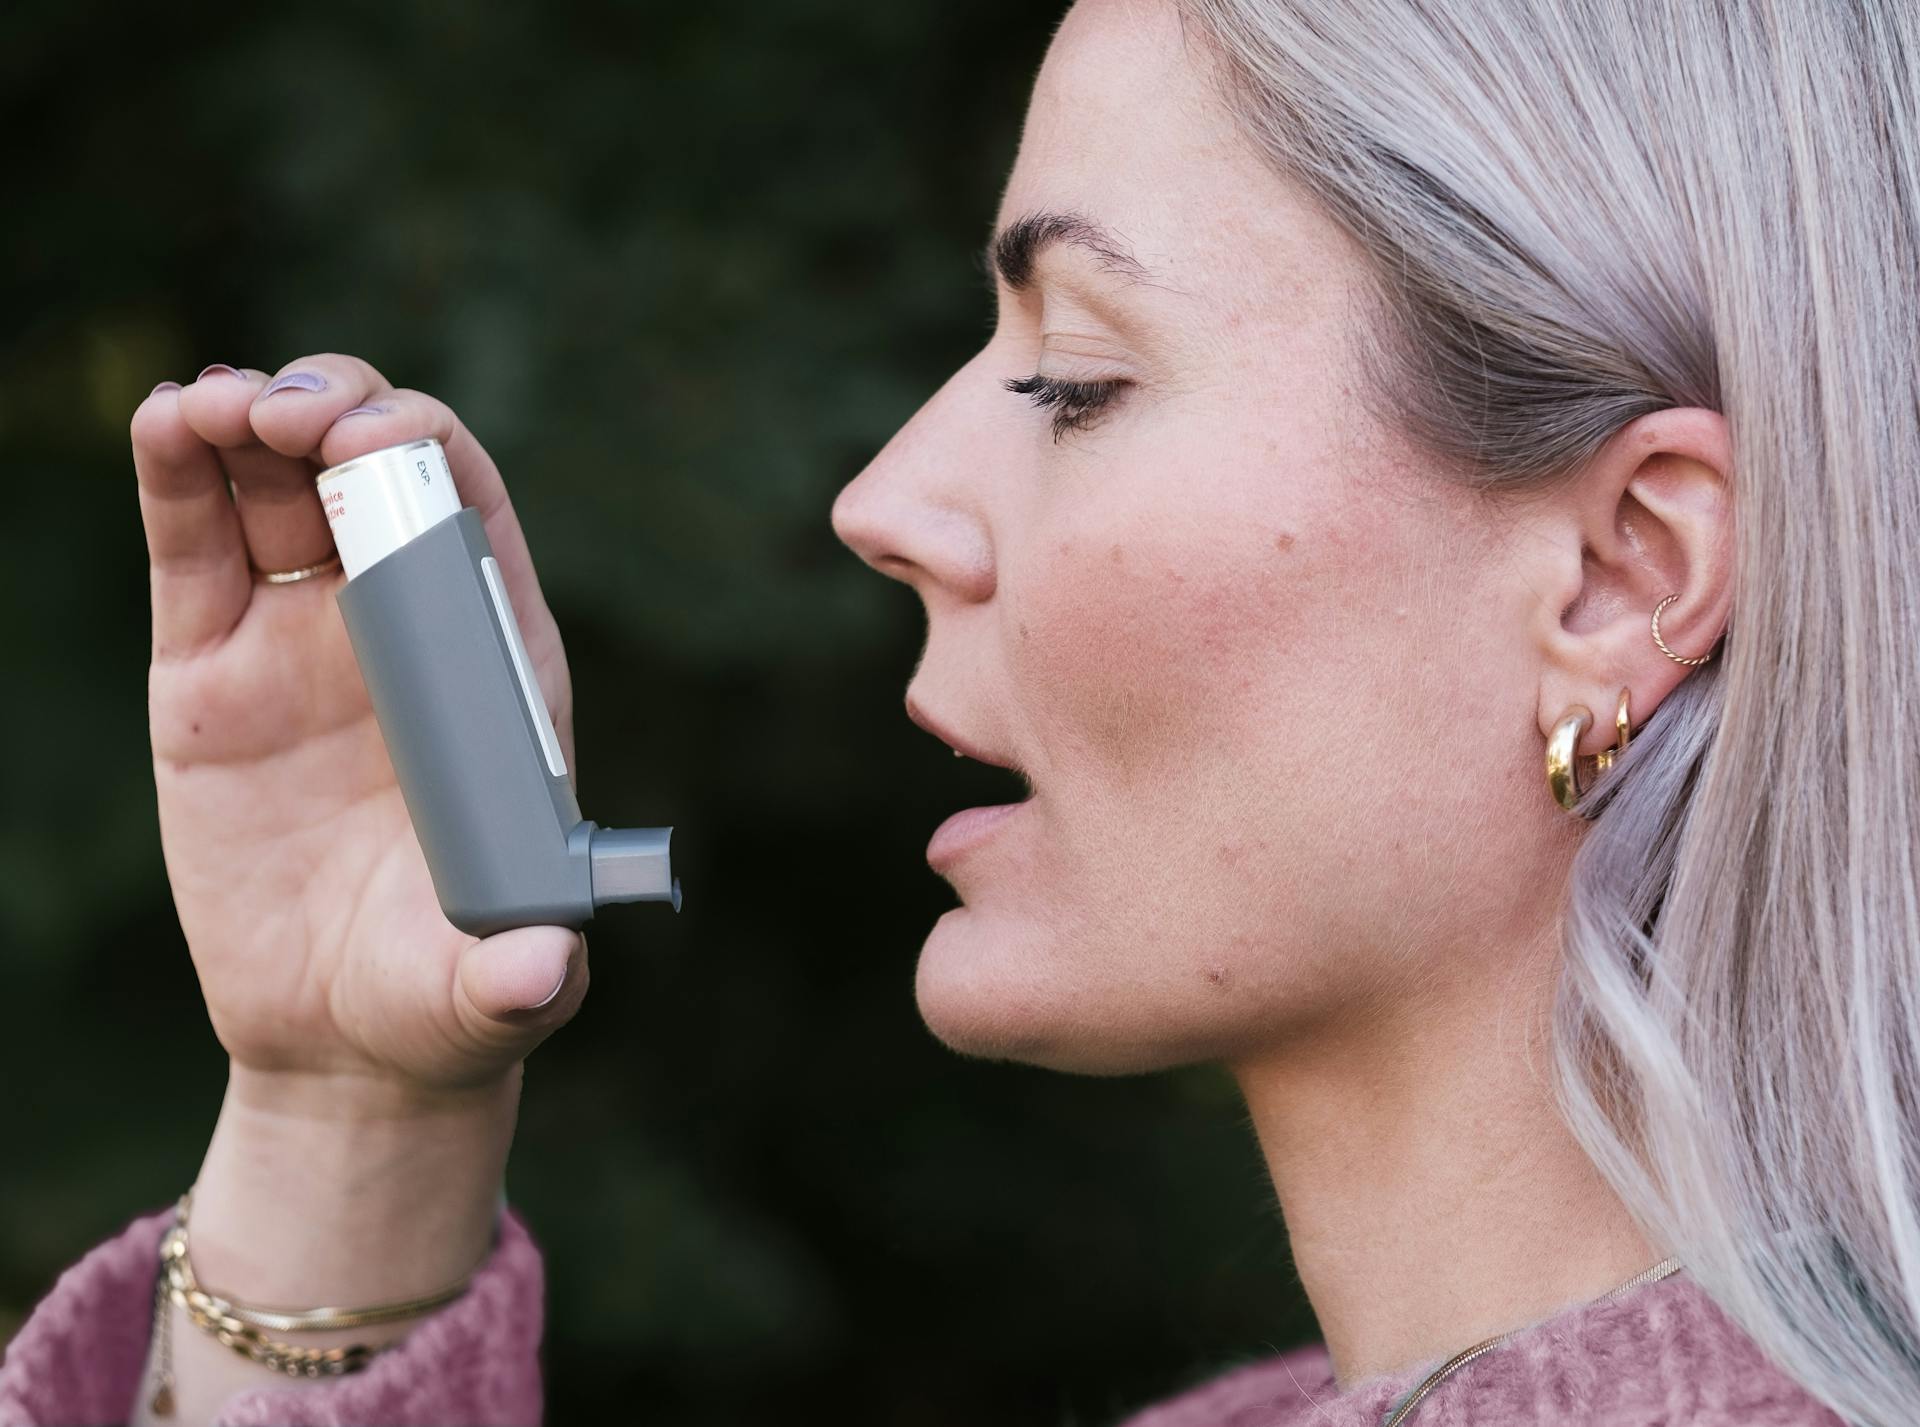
xmin=1228 ymin=923 xmax=1661 ymax=1388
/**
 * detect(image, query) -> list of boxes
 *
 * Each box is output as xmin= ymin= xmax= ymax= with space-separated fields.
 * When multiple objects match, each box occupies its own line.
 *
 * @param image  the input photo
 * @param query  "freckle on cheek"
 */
xmin=1274 ymin=531 xmax=1296 ymax=553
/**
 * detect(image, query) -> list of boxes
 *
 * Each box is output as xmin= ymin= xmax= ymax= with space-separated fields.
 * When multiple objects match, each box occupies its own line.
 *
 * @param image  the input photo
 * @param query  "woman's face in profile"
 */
xmin=833 ymin=0 xmax=1569 ymax=1074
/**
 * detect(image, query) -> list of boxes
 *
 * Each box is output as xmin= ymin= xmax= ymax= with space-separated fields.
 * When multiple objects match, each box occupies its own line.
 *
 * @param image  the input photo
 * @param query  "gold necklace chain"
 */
xmin=1378 ymin=1257 xmax=1684 ymax=1427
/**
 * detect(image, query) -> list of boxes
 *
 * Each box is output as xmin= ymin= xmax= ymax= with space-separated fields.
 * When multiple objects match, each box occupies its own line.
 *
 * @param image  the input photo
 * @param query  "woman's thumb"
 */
xmin=455 ymin=924 xmax=589 ymax=1049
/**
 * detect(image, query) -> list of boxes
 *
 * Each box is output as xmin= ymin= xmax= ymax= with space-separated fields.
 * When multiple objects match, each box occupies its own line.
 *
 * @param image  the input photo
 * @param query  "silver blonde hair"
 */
xmin=1177 ymin=1 xmax=1920 ymax=1422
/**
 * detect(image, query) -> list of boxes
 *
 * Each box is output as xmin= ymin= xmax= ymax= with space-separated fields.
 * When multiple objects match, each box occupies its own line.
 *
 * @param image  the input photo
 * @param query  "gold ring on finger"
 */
xmin=252 ymin=553 xmax=343 ymax=585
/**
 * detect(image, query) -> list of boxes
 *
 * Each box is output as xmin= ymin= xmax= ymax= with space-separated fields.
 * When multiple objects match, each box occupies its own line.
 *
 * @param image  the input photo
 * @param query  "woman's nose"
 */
xmin=830 ymin=370 xmax=997 ymax=605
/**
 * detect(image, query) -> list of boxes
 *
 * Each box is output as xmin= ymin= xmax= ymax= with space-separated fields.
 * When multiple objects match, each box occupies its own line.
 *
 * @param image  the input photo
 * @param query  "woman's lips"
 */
xmin=927 ymin=798 xmax=1032 ymax=871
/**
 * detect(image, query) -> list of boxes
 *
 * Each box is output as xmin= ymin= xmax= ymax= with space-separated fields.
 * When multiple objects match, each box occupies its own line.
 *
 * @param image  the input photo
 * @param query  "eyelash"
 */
xmin=1004 ymin=372 xmax=1127 ymax=441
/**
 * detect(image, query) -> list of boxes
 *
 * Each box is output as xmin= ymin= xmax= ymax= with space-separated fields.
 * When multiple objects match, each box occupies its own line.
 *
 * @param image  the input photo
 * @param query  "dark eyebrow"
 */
xmin=988 ymin=210 xmax=1151 ymax=291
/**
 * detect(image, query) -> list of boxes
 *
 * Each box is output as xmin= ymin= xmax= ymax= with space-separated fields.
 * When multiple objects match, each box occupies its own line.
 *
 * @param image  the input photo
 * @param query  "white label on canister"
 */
xmin=315 ymin=438 xmax=463 ymax=579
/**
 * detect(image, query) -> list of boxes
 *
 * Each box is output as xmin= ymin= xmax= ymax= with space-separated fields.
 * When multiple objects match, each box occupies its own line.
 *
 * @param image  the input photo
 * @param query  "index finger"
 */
xmin=251 ymin=353 xmax=517 ymax=529
xmin=315 ymin=389 xmax=542 ymax=629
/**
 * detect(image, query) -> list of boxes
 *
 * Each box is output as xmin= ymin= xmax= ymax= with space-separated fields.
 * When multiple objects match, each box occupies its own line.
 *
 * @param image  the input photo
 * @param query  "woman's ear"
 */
xmin=1531 ymin=406 xmax=1733 ymax=756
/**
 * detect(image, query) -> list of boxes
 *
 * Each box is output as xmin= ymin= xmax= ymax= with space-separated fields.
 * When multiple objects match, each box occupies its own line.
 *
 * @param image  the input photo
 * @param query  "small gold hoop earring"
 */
xmin=1651 ymin=594 xmax=1714 ymax=666
xmin=1546 ymin=704 xmax=1594 ymax=812
xmin=1594 ymin=687 xmax=1631 ymax=774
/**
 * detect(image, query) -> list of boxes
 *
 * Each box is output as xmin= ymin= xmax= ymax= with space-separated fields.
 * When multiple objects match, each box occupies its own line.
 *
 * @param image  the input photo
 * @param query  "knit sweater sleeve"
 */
xmin=0 ymin=1205 xmax=545 ymax=1427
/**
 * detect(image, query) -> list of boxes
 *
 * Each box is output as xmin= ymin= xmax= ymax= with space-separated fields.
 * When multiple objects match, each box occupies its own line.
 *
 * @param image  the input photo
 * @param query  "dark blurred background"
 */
xmin=0 ymin=3 xmax=1313 ymax=1422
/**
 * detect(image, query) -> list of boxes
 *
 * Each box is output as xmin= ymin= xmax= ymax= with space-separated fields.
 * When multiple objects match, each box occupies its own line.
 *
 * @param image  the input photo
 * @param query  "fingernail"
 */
xmin=150 ymin=381 xmax=182 ymax=396
xmin=196 ymin=363 xmax=245 ymax=381
xmin=522 ymin=968 xmax=568 ymax=1011
xmin=338 ymin=404 xmax=388 ymax=419
xmin=262 ymin=371 xmax=328 ymax=398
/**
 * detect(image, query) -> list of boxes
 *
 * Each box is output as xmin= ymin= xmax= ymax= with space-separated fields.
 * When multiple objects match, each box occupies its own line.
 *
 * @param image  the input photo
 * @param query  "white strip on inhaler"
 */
xmin=317 ymin=437 xmax=680 ymax=936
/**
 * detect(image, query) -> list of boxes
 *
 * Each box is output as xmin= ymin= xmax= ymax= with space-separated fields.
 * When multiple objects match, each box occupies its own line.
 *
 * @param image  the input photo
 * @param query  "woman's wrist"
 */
xmin=185 ymin=1060 xmax=521 ymax=1307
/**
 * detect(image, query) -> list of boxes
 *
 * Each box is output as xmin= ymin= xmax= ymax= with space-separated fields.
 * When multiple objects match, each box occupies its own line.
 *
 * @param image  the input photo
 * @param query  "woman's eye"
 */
xmin=1004 ymin=373 xmax=1127 ymax=441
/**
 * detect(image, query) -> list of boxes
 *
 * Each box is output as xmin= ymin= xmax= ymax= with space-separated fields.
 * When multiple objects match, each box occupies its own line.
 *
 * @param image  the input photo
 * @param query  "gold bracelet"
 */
xmin=147 ymin=1189 xmax=478 ymax=1416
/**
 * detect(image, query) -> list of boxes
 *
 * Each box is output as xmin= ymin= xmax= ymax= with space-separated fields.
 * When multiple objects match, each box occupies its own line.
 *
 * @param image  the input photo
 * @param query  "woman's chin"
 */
xmin=912 ymin=904 xmax=1181 ymax=1075
xmin=913 ymin=904 xmax=1064 ymax=1065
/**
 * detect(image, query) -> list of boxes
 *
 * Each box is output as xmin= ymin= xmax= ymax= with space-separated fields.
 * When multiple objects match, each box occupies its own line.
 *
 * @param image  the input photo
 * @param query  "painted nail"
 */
xmin=150 ymin=381 xmax=182 ymax=396
xmin=196 ymin=363 xmax=245 ymax=381
xmin=337 ymin=404 xmax=388 ymax=419
xmin=262 ymin=371 xmax=328 ymax=398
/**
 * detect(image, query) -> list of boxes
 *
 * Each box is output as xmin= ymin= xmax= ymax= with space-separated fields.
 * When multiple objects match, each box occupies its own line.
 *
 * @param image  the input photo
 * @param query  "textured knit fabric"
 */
xmin=0 ymin=1206 xmax=543 ymax=1427
xmin=1112 ymin=1271 xmax=1846 ymax=1426
xmin=0 ymin=1210 xmax=1847 ymax=1426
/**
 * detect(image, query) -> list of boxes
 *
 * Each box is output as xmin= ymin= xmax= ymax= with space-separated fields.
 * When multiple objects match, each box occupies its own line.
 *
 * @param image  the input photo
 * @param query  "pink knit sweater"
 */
xmin=0 ymin=1206 xmax=1845 ymax=1426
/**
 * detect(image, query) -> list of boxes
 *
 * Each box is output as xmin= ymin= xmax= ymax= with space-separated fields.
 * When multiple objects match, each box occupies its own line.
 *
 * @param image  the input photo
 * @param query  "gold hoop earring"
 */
xmin=1546 ymin=704 xmax=1593 ymax=812
xmin=1651 ymin=594 xmax=1714 ymax=666
xmin=1594 ymin=687 xmax=1631 ymax=774
xmin=1550 ymin=688 xmax=1634 ymax=813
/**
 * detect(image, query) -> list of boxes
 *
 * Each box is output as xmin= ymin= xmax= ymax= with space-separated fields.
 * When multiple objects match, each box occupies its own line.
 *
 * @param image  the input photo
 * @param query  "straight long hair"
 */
xmin=1180 ymin=2 xmax=1920 ymax=1421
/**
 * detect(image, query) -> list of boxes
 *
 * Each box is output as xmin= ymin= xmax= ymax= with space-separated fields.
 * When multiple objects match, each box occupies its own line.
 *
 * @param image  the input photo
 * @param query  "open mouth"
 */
xmin=906 ymin=695 xmax=1036 ymax=869
xmin=947 ymin=743 xmax=1034 ymax=800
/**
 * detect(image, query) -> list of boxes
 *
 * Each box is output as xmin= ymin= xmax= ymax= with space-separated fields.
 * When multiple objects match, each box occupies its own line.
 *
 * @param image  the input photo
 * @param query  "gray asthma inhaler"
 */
xmin=317 ymin=437 xmax=680 ymax=936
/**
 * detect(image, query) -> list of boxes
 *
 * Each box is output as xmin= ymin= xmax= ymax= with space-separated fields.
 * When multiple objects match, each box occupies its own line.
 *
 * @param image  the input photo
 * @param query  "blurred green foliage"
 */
xmin=0 ymin=2 xmax=1314 ymax=1422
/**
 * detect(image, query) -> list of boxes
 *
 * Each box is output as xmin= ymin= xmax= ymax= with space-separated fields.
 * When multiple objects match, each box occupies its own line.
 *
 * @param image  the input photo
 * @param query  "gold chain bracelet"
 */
xmin=148 ymin=1190 xmax=477 ymax=1416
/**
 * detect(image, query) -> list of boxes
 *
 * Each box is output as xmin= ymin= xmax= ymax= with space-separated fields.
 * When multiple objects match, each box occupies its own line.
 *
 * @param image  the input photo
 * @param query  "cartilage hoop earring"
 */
xmin=1651 ymin=594 xmax=1714 ymax=666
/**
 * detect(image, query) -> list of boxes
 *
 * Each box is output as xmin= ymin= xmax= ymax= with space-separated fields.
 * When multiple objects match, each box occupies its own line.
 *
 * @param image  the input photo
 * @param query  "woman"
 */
xmin=2 ymin=0 xmax=1913 ymax=1423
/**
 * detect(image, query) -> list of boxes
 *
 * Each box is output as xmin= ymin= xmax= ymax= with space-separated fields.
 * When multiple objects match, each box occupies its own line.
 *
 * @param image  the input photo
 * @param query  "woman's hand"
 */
xmin=130 ymin=357 xmax=588 ymax=1421
xmin=134 ymin=354 xmax=589 ymax=1095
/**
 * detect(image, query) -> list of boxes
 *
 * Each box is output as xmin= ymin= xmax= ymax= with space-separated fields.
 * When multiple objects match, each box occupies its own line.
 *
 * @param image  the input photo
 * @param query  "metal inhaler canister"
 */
xmin=317 ymin=437 xmax=680 ymax=937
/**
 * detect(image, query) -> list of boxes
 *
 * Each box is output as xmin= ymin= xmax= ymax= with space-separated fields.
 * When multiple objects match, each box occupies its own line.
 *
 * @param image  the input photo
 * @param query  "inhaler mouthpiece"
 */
xmin=317 ymin=437 xmax=681 ymax=936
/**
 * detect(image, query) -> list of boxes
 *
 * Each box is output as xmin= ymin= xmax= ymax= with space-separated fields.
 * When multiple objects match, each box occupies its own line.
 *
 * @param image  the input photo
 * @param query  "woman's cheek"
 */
xmin=1009 ymin=486 xmax=1326 ymax=798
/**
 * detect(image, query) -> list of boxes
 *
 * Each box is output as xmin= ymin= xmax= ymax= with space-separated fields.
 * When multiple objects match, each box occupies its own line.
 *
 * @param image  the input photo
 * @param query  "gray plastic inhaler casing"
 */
xmin=317 ymin=437 xmax=680 ymax=937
